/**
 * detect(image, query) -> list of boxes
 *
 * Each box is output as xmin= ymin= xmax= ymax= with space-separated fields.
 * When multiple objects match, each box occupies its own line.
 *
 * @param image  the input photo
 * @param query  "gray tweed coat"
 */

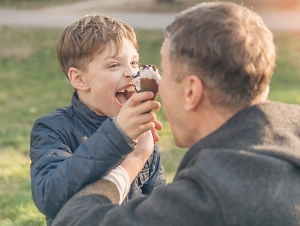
xmin=53 ymin=101 xmax=300 ymax=226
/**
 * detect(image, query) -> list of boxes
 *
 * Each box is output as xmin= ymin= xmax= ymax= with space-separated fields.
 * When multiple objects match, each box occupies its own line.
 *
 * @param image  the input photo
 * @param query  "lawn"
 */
xmin=0 ymin=26 xmax=300 ymax=225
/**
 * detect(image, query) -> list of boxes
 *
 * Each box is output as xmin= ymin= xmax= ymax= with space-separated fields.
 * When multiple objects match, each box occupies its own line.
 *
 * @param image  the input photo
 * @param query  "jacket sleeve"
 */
xmin=141 ymin=144 xmax=166 ymax=194
xmin=30 ymin=116 xmax=133 ymax=220
xmin=52 ymin=166 xmax=223 ymax=226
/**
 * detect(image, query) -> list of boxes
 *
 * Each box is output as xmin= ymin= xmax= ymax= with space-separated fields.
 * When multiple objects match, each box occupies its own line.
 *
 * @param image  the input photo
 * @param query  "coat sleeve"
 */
xmin=30 ymin=116 xmax=133 ymax=220
xmin=52 ymin=166 xmax=223 ymax=226
xmin=141 ymin=144 xmax=166 ymax=194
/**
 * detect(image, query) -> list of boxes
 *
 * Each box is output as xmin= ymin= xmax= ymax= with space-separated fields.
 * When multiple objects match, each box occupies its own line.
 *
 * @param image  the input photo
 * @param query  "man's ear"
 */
xmin=68 ymin=67 xmax=90 ymax=91
xmin=184 ymin=75 xmax=204 ymax=111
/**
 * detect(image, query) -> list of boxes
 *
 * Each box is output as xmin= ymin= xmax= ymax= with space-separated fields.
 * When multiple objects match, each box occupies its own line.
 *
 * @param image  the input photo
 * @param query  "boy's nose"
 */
xmin=123 ymin=70 xmax=132 ymax=78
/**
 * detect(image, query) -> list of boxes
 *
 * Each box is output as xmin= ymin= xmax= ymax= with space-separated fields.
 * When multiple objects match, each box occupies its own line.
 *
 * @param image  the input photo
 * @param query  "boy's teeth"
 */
xmin=127 ymin=86 xmax=135 ymax=92
xmin=119 ymin=86 xmax=135 ymax=92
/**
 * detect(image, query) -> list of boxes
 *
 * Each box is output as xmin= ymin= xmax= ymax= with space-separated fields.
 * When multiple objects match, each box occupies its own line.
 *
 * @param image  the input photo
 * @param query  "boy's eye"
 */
xmin=131 ymin=61 xmax=139 ymax=67
xmin=109 ymin=63 xmax=120 ymax=68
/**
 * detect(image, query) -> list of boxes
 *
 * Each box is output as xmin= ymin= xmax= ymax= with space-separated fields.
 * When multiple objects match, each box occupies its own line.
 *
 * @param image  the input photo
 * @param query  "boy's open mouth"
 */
xmin=115 ymin=85 xmax=136 ymax=105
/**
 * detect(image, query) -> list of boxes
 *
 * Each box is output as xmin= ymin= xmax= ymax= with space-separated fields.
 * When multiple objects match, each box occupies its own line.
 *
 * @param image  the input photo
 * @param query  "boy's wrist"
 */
xmin=112 ymin=117 xmax=137 ymax=149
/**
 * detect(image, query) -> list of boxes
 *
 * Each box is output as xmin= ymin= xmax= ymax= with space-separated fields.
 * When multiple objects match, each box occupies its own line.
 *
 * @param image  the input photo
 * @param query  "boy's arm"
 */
xmin=30 ymin=117 xmax=133 ymax=220
xmin=30 ymin=91 xmax=160 ymax=220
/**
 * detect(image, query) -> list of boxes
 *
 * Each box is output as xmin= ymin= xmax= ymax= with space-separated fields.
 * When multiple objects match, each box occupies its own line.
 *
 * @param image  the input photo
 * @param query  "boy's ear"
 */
xmin=184 ymin=75 xmax=204 ymax=111
xmin=68 ymin=67 xmax=90 ymax=91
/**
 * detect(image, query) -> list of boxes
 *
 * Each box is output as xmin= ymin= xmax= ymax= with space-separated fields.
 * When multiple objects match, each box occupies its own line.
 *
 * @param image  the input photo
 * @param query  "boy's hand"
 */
xmin=151 ymin=119 xmax=163 ymax=143
xmin=116 ymin=91 xmax=161 ymax=141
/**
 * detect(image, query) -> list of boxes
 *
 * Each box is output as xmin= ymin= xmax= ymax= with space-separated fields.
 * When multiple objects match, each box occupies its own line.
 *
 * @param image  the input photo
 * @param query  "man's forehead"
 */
xmin=160 ymin=38 xmax=169 ymax=56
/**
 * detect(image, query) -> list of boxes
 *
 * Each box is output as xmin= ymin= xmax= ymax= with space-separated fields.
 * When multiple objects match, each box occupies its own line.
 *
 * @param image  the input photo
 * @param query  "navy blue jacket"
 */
xmin=29 ymin=92 xmax=166 ymax=225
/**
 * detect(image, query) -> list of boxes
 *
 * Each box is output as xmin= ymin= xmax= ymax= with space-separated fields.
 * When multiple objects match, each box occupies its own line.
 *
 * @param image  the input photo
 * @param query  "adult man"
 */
xmin=53 ymin=2 xmax=300 ymax=226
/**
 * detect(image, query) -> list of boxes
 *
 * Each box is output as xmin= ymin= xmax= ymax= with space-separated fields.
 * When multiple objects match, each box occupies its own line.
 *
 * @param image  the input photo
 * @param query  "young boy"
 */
xmin=29 ymin=14 xmax=166 ymax=226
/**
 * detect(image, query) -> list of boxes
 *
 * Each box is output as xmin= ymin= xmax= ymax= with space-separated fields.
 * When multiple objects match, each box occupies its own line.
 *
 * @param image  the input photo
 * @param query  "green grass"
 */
xmin=268 ymin=32 xmax=300 ymax=103
xmin=0 ymin=26 xmax=300 ymax=225
xmin=0 ymin=150 xmax=45 ymax=225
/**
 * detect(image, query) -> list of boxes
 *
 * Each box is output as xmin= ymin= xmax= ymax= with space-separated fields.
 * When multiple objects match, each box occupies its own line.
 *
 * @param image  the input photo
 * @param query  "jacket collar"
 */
xmin=175 ymin=101 xmax=300 ymax=175
xmin=71 ymin=92 xmax=108 ymax=131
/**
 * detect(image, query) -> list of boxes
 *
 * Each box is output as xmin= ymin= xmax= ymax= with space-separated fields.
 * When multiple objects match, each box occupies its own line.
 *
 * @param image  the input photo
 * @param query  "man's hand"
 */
xmin=120 ymin=130 xmax=155 ymax=183
xmin=116 ymin=91 xmax=161 ymax=141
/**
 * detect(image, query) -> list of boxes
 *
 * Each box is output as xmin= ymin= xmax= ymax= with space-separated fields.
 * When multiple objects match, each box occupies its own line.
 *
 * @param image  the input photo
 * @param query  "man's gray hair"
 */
xmin=165 ymin=1 xmax=276 ymax=108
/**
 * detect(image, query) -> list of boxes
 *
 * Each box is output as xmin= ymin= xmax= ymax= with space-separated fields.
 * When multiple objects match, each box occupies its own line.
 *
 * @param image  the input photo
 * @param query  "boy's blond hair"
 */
xmin=56 ymin=14 xmax=138 ymax=77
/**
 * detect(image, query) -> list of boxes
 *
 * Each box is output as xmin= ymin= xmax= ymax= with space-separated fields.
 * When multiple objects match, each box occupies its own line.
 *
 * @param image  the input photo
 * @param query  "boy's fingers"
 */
xmin=117 ymin=92 xmax=162 ymax=140
xmin=137 ymin=111 xmax=158 ymax=125
xmin=133 ymin=122 xmax=155 ymax=137
xmin=134 ymin=101 xmax=160 ymax=116
xmin=126 ymin=92 xmax=155 ymax=107
xmin=153 ymin=119 xmax=163 ymax=131
xmin=151 ymin=128 xmax=160 ymax=143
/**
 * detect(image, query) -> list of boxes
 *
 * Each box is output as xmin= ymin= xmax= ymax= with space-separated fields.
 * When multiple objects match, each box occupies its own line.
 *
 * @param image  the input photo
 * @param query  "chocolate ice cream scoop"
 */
xmin=136 ymin=64 xmax=161 ymax=100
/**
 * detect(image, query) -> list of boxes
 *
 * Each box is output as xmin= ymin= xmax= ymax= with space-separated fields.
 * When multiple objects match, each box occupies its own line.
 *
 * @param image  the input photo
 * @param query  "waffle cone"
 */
xmin=139 ymin=78 xmax=159 ymax=100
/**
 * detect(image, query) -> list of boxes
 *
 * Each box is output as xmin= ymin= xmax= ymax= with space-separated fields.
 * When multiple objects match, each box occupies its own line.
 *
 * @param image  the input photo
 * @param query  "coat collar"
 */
xmin=71 ymin=92 xmax=108 ymax=131
xmin=175 ymin=101 xmax=300 ymax=175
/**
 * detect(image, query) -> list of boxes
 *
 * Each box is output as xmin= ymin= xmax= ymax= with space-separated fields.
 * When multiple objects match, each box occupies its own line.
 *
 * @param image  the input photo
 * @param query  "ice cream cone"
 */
xmin=140 ymin=77 xmax=159 ymax=100
xmin=138 ymin=64 xmax=161 ymax=100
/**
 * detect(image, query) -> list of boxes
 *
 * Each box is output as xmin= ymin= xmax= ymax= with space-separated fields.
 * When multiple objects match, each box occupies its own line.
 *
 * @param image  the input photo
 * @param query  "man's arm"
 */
xmin=52 ymin=167 xmax=222 ymax=226
xmin=53 ymin=131 xmax=221 ymax=226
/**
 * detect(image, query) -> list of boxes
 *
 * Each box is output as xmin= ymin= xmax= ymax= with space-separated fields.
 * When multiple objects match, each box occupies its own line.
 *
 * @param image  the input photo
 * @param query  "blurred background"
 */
xmin=0 ymin=0 xmax=299 ymax=225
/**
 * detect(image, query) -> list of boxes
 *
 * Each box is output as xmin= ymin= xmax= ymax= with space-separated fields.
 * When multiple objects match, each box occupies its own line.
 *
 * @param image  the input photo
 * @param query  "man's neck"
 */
xmin=189 ymin=105 xmax=243 ymax=146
